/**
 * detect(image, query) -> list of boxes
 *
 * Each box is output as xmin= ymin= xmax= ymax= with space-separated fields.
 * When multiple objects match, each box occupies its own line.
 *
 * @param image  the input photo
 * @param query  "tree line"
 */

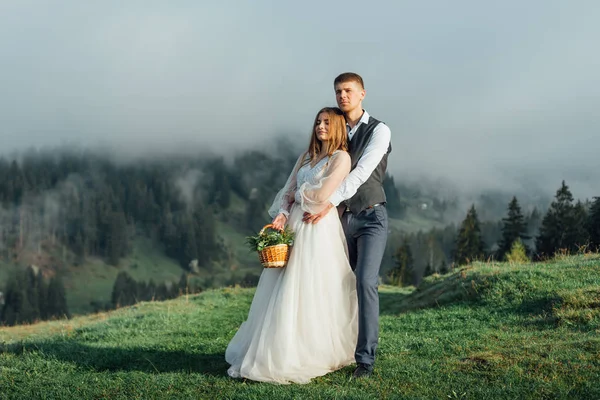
xmin=0 ymin=148 xmax=301 ymax=270
xmin=0 ymin=146 xmax=414 ymax=275
xmin=388 ymin=181 xmax=600 ymax=286
xmin=108 ymin=271 xmax=203 ymax=310
xmin=1 ymin=147 xmax=598 ymax=316
xmin=0 ymin=151 xmax=227 ymax=269
xmin=0 ymin=266 xmax=69 ymax=326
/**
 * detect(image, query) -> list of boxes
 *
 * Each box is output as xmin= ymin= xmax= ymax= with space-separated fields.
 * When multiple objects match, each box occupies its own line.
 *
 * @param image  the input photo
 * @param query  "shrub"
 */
xmin=506 ymin=239 xmax=530 ymax=263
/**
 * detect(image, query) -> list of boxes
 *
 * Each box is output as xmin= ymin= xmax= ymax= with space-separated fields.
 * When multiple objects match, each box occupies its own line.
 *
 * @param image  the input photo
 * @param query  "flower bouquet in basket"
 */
xmin=246 ymin=224 xmax=295 ymax=268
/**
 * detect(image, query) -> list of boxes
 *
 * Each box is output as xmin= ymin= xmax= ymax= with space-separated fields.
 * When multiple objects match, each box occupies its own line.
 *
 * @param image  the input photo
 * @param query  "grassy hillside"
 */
xmin=63 ymin=237 xmax=185 ymax=315
xmin=1 ymin=255 xmax=599 ymax=399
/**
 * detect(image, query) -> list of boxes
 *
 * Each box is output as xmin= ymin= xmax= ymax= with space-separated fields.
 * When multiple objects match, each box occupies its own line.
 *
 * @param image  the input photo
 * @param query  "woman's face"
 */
xmin=315 ymin=112 xmax=331 ymax=142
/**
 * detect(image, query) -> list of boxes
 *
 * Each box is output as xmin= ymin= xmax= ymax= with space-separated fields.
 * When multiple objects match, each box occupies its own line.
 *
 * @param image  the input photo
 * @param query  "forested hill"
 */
xmin=1 ymin=147 xmax=598 ymax=321
xmin=0 ymin=147 xmax=293 ymax=268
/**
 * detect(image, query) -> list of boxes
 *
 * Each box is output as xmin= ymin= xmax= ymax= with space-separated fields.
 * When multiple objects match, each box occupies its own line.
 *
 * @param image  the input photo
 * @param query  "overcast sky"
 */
xmin=1 ymin=1 xmax=598 ymax=198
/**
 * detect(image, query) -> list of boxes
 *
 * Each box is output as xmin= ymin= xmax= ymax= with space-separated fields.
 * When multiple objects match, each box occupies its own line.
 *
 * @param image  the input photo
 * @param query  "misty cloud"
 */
xmin=1 ymin=1 xmax=599 ymax=200
xmin=174 ymin=169 xmax=204 ymax=209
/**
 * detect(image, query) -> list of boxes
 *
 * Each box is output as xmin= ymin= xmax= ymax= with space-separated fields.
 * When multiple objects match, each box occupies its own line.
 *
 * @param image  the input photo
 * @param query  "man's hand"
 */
xmin=336 ymin=204 xmax=346 ymax=219
xmin=302 ymin=203 xmax=334 ymax=224
xmin=271 ymin=213 xmax=287 ymax=231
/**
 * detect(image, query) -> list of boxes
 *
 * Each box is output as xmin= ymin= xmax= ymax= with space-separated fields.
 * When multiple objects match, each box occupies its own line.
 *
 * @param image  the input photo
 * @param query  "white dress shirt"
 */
xmin=329 ymin=110 xmax=391 ymax=207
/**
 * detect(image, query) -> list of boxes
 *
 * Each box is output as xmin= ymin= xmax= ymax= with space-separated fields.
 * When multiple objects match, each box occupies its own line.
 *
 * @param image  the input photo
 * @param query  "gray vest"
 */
xmin=346 ymin=116 xmax=392 ymax=214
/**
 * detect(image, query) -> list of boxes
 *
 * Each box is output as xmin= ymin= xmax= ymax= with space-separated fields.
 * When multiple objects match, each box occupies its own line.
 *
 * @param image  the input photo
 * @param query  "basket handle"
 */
xmin=259 ymin=224 xmax=281 ymax=235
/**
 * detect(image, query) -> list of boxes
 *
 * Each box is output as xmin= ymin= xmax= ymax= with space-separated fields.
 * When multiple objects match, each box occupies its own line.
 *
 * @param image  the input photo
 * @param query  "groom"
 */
xmin=303 ymin=72 xmax=392 ymax=378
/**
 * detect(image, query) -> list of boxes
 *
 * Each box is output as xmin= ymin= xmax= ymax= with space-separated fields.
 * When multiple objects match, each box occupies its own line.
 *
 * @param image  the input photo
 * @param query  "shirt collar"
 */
xmin=347 ymin=109 xmax=370 ymax=129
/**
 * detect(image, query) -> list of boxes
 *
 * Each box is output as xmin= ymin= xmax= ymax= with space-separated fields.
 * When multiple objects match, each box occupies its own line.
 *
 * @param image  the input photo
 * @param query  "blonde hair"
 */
xmin=304 ymin=107 xmax=348 ymax=165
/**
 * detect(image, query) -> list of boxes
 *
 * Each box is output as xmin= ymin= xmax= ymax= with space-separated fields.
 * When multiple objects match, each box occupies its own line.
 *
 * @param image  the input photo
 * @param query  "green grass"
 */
xmin=1 ymin=255 xmax=599 ymax=399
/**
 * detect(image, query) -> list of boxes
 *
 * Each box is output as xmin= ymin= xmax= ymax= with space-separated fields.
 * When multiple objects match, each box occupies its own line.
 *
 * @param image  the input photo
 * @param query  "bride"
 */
xmin=225 ymin=107 xmax=358 ymax=384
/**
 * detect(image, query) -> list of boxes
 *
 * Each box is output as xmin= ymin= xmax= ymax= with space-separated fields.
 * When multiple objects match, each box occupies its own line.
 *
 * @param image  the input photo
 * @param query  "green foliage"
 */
xmin=506 ymin=238 xmax=530 ymax=263
xmin=536 ymin=181 xmax=589 ymax=258
xmin=105 ymin=210 xmax=129 ymax=266
xmin=1 ymin=266 xmax=69 ymax=326
xmin=46 ymin=276 xmax=70 ymax=320
xmin=498 ymin=196 xmax=530 ymax=260
xmin=208 ymin=157 xmax=231 ymax=209
xmin=110 ymin=270 xmax=200 ymax=309
xmin=454 ymin=204 xmax=486 ymax=266
xmin=388 ymin=238 xmax=414 ymax=286
xmin=244 ymin=196 xmax=268 ymax=233
xmin=245 ymin=226 xmax=294 ymax=252
xmin=111 ymin=271 xmax=139 ymax=308
xmin=587 ymin=197 xmax=600 ymax=251
xmin=383 ymin=173 xmax=406 ymax=218
xmin=0 ymin=150 xmax=226 ymax=270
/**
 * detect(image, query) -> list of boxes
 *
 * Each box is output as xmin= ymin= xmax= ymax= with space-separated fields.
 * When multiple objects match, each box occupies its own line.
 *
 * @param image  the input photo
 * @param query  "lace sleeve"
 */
xmin=297 ymin=151 xmax=351 ymax=215
xmin=267 ymin=152 xmax=307 ymax=218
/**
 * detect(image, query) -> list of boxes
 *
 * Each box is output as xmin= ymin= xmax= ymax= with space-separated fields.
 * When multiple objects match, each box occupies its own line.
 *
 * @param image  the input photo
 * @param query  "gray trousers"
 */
xmin=342 ymin=205 xmax=388 ymax=367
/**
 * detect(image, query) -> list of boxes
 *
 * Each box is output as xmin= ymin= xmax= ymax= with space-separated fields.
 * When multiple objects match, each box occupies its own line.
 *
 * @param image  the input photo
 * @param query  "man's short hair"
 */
xmin=334 ymin=72 xmax=364 ymax=89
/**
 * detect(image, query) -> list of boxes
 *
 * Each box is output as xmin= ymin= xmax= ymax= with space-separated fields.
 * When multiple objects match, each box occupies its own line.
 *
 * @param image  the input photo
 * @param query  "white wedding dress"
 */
xmin=225 ymin=151 xmax=358 ymax=384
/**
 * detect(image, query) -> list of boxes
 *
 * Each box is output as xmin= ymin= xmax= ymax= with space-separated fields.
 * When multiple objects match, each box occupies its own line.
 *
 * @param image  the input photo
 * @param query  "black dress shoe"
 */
xmin=352 ymin=363 xmax=373 ymax=379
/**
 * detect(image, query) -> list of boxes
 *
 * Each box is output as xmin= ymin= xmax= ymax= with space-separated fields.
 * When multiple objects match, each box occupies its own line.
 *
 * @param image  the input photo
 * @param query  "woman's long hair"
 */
xmin=304 ymin=107 xmax=348 ymax=165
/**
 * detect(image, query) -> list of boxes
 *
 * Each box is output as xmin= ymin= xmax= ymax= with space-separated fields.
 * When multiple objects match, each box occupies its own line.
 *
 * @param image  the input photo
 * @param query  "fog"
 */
xmin=1 ymin=1 xmax=599 ymax=199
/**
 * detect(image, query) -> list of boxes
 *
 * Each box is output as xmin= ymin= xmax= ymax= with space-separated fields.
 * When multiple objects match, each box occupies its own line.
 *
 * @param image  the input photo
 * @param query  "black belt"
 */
xmin=345 ymin=203 xmax=384 ymax=213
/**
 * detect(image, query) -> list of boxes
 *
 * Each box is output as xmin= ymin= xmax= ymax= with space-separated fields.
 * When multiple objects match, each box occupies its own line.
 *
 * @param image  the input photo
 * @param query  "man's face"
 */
xmin=335 ymin=80 xmax=365 ymax=113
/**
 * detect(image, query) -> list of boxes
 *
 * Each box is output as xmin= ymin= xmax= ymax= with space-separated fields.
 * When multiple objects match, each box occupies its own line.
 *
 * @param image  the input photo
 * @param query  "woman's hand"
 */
xmin=272 ymin=213 xmax=288 ymax=231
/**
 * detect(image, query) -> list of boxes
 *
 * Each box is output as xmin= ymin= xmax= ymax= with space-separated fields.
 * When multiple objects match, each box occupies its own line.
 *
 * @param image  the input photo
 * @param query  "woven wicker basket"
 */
xmin=257 ymin=224 xmax=291 ymax=268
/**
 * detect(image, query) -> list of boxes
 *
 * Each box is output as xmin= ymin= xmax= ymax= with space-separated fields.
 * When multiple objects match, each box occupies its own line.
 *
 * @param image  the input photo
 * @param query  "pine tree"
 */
xmin=178 ymin=272 xmax=189 ymax=296
xmin=388 ymin=239 xmax=414 ymax=286
xmin=106 ymin=211 xmax=128 ymax=266
xmin=383 ymin=174 xmax=405 ymax=218
xmin=245 ymin=193 xmax=266 ymax=233
xmin=24 ymin=267 xmax=41 ymax=322
xmin=1 ymin=274 xmax=24 ymax=326
xmin=181 ymin=221 xmax=199 ymax=266
xmin=587 ymin=197 xmax=600 ymax=251
xmin=424 ymin=262 xmax=433 ymax=277
xmin=536 ymin=181 xmax=589 ymax=258
xmin=160 ymin=203 xmax=178 ymax=259
xmin=46 ymin=276 xmax=69 ymax=320
xmin=454 ymin=205 xmax=485 ymax=266
xmin=137 ymin=281 xmax=149 ymax=301
xmin=193 ymin=203 xmax=220 ymax=268
xmin=2 ymin=268 xmax=39 ymax=325
xmin=7 ymin=160 xmax=24 ymax=205
xmin=497 ymin=197 xmax=530 ymax=260
xmin=156 ymin=282 xmax=168 ymax=301
xmin=572 ymin=201 xmax=590 ymax=250
xmin=73 ymin=230 xmax=86 ymax=265
xmin=423 ymin=233 xmax=446 ymax=277
xmin=36 ymin=270 xmax=48 ymax=320
xmin=147 ymin=279 xmax=157 ymax=301
xmin=209 ymin=158 xmax=231 ymax=209
xmin=526 ymin=207 xmax=542 ymax=248
xmin=111 ymin=271 xmax=138 ymax=308
xmin=506 ymin=239 xmax=530 ymax=263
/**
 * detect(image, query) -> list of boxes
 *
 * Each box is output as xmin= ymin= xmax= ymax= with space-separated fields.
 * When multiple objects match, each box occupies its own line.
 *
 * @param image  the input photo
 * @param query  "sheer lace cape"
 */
xmin=268 ymin=150 xmax=351 ymax=218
